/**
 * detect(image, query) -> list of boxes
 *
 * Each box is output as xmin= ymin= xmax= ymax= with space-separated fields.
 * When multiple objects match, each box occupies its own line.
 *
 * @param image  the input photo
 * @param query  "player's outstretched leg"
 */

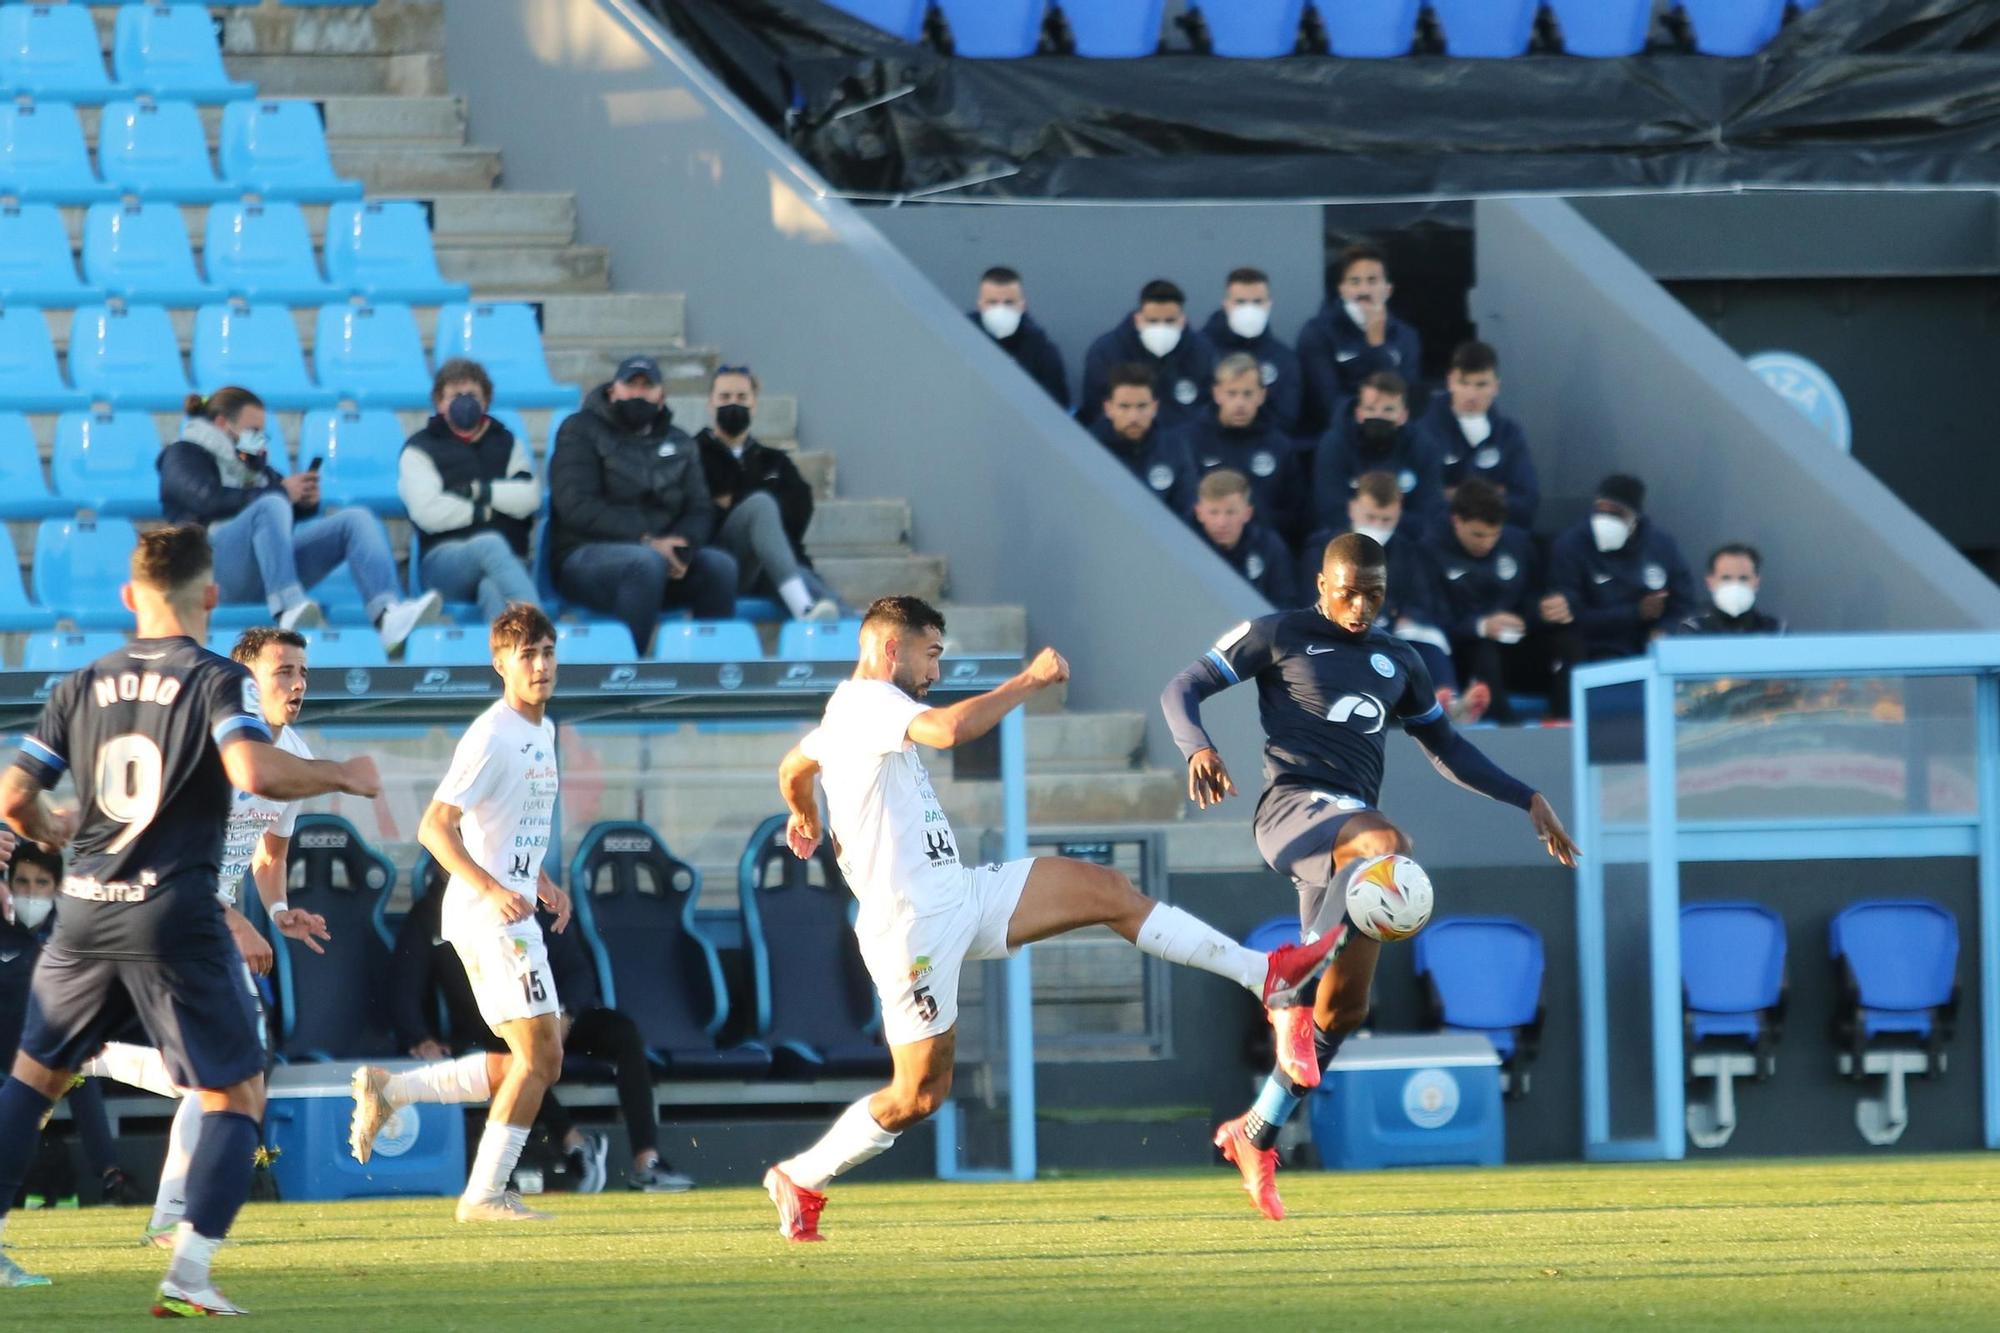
xmin=766 ymin=1031 xmax=949 ymax=1242
xmin=152 ymin=1076 xmax=265 ymax=1317
xmin=349 ymin=1051 xmax=500 ymax=1164
xmin=455 ymin=1016 xmax=562 ymax=1223
xmin=80 ymin=1042 xmax=199 ymax=1246
xmin=0 ymin=1055 xmax=72 ymax=1288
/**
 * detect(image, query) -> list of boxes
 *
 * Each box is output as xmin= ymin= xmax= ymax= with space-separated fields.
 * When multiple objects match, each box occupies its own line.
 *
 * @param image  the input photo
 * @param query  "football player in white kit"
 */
xmin=346 ymin=604 xmax=571 ymax=1223
xmin=762 ymin=596 xmax=1345 ymax=1241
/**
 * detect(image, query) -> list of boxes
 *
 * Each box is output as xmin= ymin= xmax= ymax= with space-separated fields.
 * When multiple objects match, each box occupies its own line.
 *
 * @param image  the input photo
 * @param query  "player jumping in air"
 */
xmin=760 ymin=595 xmax=1345 ymax=1242
xmin=1162 ymin=533 xmax=1578 ymax=1220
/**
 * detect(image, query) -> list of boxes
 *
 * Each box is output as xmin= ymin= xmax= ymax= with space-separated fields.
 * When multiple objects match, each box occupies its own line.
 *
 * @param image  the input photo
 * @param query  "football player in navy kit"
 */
xmin=1162 ymin=531 xmax=1577 ymax=1220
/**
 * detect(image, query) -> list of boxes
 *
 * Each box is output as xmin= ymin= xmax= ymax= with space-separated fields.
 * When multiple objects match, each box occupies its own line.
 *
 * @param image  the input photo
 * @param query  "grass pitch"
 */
xmin=4 ymin=1154 xmax=1997 ymax=1329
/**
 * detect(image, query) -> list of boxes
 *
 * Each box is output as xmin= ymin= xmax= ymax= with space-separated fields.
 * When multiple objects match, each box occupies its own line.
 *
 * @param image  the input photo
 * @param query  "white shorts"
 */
xmin=451 ymin=923 xmax=559 ymax=1030
xmin=858 ymin=857 xmax=1036 ymax=1047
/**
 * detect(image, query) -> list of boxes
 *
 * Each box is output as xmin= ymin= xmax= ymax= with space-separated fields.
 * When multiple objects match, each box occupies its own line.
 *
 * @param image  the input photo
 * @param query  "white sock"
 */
xmin=778 ymin=1097 xmax=899 ymax=1191
xmin=86 ymin=1042 xmax=179 ymax=1099
xmin=150 ymin=1095 xmax=205 ymax=1231
xmin=1135 ymin=903 xmax=1268 ymax=993
xmin=463 ymin=1121 xmax=531 ymax=1203
xmin=776 ymin=575 xmax=815 ymax=618
xmin=384 ymin=1053 xmax=491 ymax=1108
xmin=167 ymin=1223 xmax=221 ymax=1289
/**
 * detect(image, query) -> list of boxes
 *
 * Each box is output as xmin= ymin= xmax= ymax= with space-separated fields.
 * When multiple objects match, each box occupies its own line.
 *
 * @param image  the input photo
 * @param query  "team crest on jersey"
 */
xmin=1370 ymin=652 xmax=1396 ymax=678
xmin=1174 ymin=379 xmax=1198 ymax=405
xmin=1147 ymin=463 xmax=1175 ymax=491
xmin=1260 ymin=360 xmax=1278 ymax=386
xmin=1251 ymin=451 xmax=1277 ymax=478
xmin=1476 ymin=446 xmax=1501 ymax=469
xmin=1497 ymin=554 xmax=1519 ymax=581
xmin=1398 ymin=470 xmax=1417 ymax=493
xmin=1246 ymin=554 xmax=1266 ymax=580
xmin=1644 ymin=564 xmax=1667 ymax=590
xmin=1326 ymin=693 xmax=1387 ymax=734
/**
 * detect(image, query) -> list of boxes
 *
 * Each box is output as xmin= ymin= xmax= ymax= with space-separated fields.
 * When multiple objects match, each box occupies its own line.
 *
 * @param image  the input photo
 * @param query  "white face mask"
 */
xmin=11 ymin=896 xmax=52 ymax=931
xmin=1590 ymin=513 xmax=1633 ymax=553
xmin=1352 ymin=523 xmax=1396 ymax=547
xmin=1456 ymin=413 xmax=1492 ymax=447
xmin=979 ymin=305 xmax=1022 ymax=340
xmin=1342 ymin=300 xmax=1369 ymax=328
xmin=1226 ymin=303 xmax=1270 ymax=340
xmin=1712 ymin=582 xmax=1757 ymax=617
xmin=1138 ymin=323 xmax=1183 ymax=358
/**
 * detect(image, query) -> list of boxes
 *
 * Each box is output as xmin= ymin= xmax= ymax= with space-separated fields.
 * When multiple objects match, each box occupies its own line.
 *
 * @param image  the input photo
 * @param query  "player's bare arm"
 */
xmin=223 ymin=902 xmax=275 ymax=975
xmin=536 ymin=868 xmax=571 ymax=933
xmin=905 ymin=647 xmax=1068 ymax=750
xmin=0 ymin=765 xmax=78 ymax=852
xmin=220 ymin=740 xmax=380 ymax=803
xmin=778 ymin=745 xmax=823 ymax=859
xmin=418 ymin=798 xmax=529 ymax=925
xmin=1529 ymin=793 xmax=1579 ymax=867
xmin=254 ymin=830 xmax=329 ymax=955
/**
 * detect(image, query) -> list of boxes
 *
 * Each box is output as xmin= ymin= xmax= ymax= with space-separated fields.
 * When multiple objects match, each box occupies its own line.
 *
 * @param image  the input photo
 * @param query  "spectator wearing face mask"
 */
xmin=1090 ymin=363 xmax=1198 ymax=517
xmin=548 ymin=355 xmax=739 ymax=656
xmin=695 ymin=364 xmax=838 ymax=622
xmin=1078 ymin=278 xmax=1217 ymax=434
xmin=1542 ymin=474 xmax=1696 ymax=716
xmin=1192 ymin=469 xmax=1295 ymax=606
xmin=398 ymin=358 xmax=542 ymax=622
xmin=1413 ymin=340 xmax=1540 ymax=531
xmin=1178 ymin=353 xmax=1305 ymax=545
xmin=1311 ymin=371 xmax=1444 ymax=541
xmin=1296 ymin=243 xmax=1424 ymax=438
xmin=159 ymin=385 xmax=442 ymax=649
xmin=1678 ymin=544 xmax=1786 ymax=635
xmin=1426 ymin=478 xmax=1542 ymax=723
xmin=1200 ymin=267 xmax=1302 ymax=437
xmin=970 ymin=265 xmax=1069 ymax=408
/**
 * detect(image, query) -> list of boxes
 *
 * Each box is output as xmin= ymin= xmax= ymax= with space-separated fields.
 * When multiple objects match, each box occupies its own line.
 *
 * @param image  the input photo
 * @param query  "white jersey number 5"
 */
xmin=96 ymin=733 xmax=164 ymax=853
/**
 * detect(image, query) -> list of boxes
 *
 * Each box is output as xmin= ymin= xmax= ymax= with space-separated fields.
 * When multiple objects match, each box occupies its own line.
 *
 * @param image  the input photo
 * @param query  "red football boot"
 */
xmin=1260 ymin=921 xmax=1350 ymax=1010
xmin=1270 ymin=1002 xmax=1322 ymax=1090
xmin=763 ymin=1166 xmax=828 ymax=1242
xmin=1213 ymin=1115 xmax=1284 ymax=1221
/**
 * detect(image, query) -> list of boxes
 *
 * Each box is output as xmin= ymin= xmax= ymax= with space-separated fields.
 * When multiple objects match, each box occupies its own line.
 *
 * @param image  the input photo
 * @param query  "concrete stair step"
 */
xmin=49 ymin=194 xmax=579 ymax=253
xmin=938 ymin=603 xmax=1025 ymax=654
xmin=813 ymin=553 xmax=946 ymax=605
xmin=437 ymin=247 xmax=611 ymax=295
xmin=43 ymin=298 xmax=660 ymax=356
xmin=795 ymin=451 xmax=835 ymax=500
xmin=223 ymin=54 xmax=446 ymax=99
xmin=548 ymin=347 xmax=714 ymax=396
xmin=330 ymin=144 xmax=502 ymax=194
xmin=76 ymin=97 xmax=468 ymax=150
xmin=802 ymin=497 xmax=908 ymax=554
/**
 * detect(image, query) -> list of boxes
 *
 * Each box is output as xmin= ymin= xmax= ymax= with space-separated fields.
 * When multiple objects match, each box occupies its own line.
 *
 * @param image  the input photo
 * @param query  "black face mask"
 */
xmin=1357 ymin=417 xmax=1399 ymax=451
xmin=715 ymin=403 xmax=752 ymax=437
xmin=613 ymin=397 xmax=662 ymax=431
xmin=445 ymin=393 xmax=485 ymax=434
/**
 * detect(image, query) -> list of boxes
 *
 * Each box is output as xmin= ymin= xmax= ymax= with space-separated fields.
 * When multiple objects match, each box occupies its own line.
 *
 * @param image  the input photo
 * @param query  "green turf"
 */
xmin=5 ymin=1155 xmax=1998 ymax=1328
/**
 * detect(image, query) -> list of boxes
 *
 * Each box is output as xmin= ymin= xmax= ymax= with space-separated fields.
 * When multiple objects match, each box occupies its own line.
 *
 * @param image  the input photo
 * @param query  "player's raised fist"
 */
xmin=1026 ymin=647 xmax=1069 ymax=687
xmin=338 ymin=755 xmax=382 ymax=799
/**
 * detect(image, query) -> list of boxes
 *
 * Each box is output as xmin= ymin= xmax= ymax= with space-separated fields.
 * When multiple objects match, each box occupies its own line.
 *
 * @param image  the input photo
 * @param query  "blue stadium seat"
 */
xmin=0 ymin=4 xmax=115 ymax=103
xmin=112 ymin=4 xmax=255 ymax=102
xmin=312 ymin=301 xmax=430 ymax=407
xmin=935 ymin=0 xmax=1045 ymax=57
xmin=322 ymin=200 xmax=468 ymax=304
xmin=1188 ymin=0 xmax=1302 ymax=57
xmin=81 ymin=201 xmax=217 ymax=305
xmin=1830 ymin=899 xmax=1959 ymax=1043
xmin=33 ymin=515 xmax=139 ymax=627
xmin=739 ymin=813 xmax=891 ymax=1078
xmin=0 ymin=410 xmax=67 ymax=519
xmin=310 ymin=417 xmax=402 ymax=515
xmin=1059 ymin=0 xmax=1160 ymax=57
xmin=554 ymin=620 xmax=635 ymax=663
xmin=297 ymin=626 xmax=388 ymax=668
xmin=52 ymin=407 xmax=161 ymax=516
xmin=218 ymin=100 xmax=362 ymax=202
xmin=1547 ymin=0 xmax=1652 ymax=56
xmin=567 ymin=822 xmax=772 ymax=1075
xmin=202 ymin=199 xmax=335 ymax=304
xmin=0 ymin=99 xmax=117 ymax=203
xmin=777 ymin=618 xmax=862 ymax=661
xmin=824 ymin=0 xmax=929 ymax=41
xmin=431 ymin=303 xmax=574 ymax=409
xmin=68 ymin=302 xmax=190 ymax=408
xmin=1413 ymin=916 xmax=1544 ymax=1092
xmin=1242 ymin=915 xmax=1300 ymax=954
xmin=0 ymin=556 xmax=45 ymax=632
xmin=0 ymin=306 xmax=85 ymax=409
xmin=1681 ymin=901 xmax=1786 ymax=1044
xmin=653 ymin=620 xmax=762 ymax=663
xmin=403 ymin=624 xmax=493 ymax=667
xmin=95 ymin=97 xmax=232 ymax=203
xmin=23 ymin=630 xmax=127 ymax=672
xmin=192 ymin=301 xmax=337 ymax=410
xmin=275 ymin=814 xmax=398 ymax=1060
xmin=0 ymin=201 xmax=95 ymax=305
xmin=304 ymin=564 xmax=373 ymax=623
xmin=1312 ymin=0 xmax=1420 ymax=57
xmin=1678 ymin=0 xmax=1786 ymax=56
xmin=1429 ymin=0 xmax=1538 ymax=56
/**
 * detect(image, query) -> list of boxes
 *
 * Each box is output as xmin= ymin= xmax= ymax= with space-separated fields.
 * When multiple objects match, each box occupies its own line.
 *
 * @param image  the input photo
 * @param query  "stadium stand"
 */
xmin=1184 ymin=1 xmax=1304 ymax=59
xmin=95 ymin=97 xmax=233 ymax=202
xmin=1679 ymin=902 xmax=1786 ymax=1149
xmin=51 ymin=407 xmax=161 ymax=516
xmin=203 ymin=200 xmax=339 ymax=304
xmin=110 ymin=4 xmax=256 ymax=103
xmin=274 ymin=815 xmax=400 ymax=1061
xmin=0 ymin=3 xmax=116 ymax=103
xmin=192 ymin=300 xmax=339 ymax=409
xmin=1413 ymin=916 xmax=1545 ymax=1097
xmin=0 ymin=99 xmax=116 ymax=203
xmin=322 ymin=200 xmax=469 ymax=304
xmin=1831 ymin=899 xmax=1960 ymax=1146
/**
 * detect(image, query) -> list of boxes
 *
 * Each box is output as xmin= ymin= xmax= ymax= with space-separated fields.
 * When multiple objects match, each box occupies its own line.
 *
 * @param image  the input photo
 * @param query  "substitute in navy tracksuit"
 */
xmin=1295 ymin=244 xmax=1423 ymax=437
xmin=1311 ymin=376 xmax=1444 ymax=540
xmin=1298 ymin=471 xmax=1458 ymax=694
xmin=1413 ymin=399 xmax=1540 ymax=531
xmin=1078 ymin=280 xmax=1217 ymax=434
xmin=1090 ymin=414 xmax=1199 ymax=518
xmin=970 ymin=308 xmax=1069 ymax=408
xmin=1201 ymin=266 xmax=1303 ymax=436
xmin=1193 ymin=468 xmax=1297 ymax=606
xmin=1426 ymin=479 xmax=1544 ymax=722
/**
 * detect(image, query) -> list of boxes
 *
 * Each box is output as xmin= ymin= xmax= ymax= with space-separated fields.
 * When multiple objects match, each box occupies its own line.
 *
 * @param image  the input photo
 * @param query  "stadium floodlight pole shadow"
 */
xmin=1571 ymin=632 xmax=2000 ymax=1159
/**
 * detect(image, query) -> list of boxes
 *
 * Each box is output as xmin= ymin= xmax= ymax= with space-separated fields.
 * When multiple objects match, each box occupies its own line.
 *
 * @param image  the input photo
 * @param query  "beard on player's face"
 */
xmin=892 ymin=661 xmax=931 ymax=700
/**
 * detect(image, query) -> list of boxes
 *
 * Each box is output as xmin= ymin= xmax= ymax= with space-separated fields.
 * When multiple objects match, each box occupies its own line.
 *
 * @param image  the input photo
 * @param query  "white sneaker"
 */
xmin=153 ymin=1277 xmax=246 ymax=1316
xmin=347 ymin=1065 xmax=392 ymax=1164
xmin=455 ymin=1190 xmax=552 ymax=1223
xmin=803 ymin=598 xmax=840 ymax=623
xmin=377 ymin=592 xmax=443 ymax=653
xmin=573 ymin=1132 xmax=609 ymax=1195
xmin=278 ymin=600 xmax=323 ymax=632
xmin=628 ymin=1162 xmax=695 ymax=1193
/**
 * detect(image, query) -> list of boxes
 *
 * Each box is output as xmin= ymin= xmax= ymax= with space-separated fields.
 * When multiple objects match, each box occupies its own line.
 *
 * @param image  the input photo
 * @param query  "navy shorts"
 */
xmin=19 ymin=942 xmax=264 ymax=1091
xmin=1255 ymin=785 xmax=1380 ymax=934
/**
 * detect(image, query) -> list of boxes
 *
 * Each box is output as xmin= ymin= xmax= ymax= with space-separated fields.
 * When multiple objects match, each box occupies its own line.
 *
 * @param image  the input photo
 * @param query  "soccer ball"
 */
xmin=1344 ymin=853 xmax=1434 ymax=942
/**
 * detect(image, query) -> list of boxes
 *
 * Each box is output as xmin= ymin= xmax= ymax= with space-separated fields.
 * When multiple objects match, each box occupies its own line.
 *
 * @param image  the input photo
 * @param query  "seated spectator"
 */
xmin=392 ymin=872 xmax=694 ymax=1194
xmin=971 ymin=265 xmax=1068 ymax=407
xmin=159 ymin=386 xmax=441 ymax=650
xmin=548 ymin=356 xmax=738 ymax=656
xmin=1192 ymin=469 xmax=1295 ymax=606
xmin=1426 ymin=478 xmax=1542 ymax=723
xmin=1089 ymin=363 xmax=1197 ymax=516
xmin=1311 ymin=371 xmax=1444 ymax=540
xmin=1179 ymin=354 xmax=1305 ymax=544
xmin=695 ymin=366 xmax=838 ymax=622
xmin=1413 ymin=341 xmax=1540 ymax=531
xmin=1078 ymin=279 xmax=1217 ymax=434
xmin=1296 ymin=243 xmax=1423 ymax=437
xmin=1200 ymin=267 xmax=1302 ymax=436
xmin=1678 ymin=543 xmax=1787 ymax=635
xmin=398 ymin=358 xmax=542 ymax=622
xmin=1542 ymin=474 xmax=1696 ymax=716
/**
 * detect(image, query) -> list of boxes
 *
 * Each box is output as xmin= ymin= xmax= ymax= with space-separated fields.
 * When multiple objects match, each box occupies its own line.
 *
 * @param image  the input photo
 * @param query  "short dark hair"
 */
xmin=1709 ymin=542 xmax=1762 ymax=574
xmin=1197 ymin=468 xmax=1251 ymax=504
xmin=861 ymin=595 xmax=946 ymax=639
xmin=490 ymin=602 xmax=556 ymax=657
xmin=1353 ymin=470 xmax=1401 ymax=508
xmin=10 ymin=842 xmax=62 ymax=884
xmin=1450 ymin=341 xmax=1499 ymax=377
xmin=1336 ymin=243 xmax=1389 ymax=283
xmin=1450 ymin=476 xmax=1508 ymax=526
xmin=132 ymin=525 xmax=213 ymax=594
xmin=1105 ymin=363 xmax=1157 ymax=397
xmin=1359 ymin=371 xmax=1408 ymax=406
xmin=1138 ymin=279 xmax=1185 ymax=307
xmin=1226 ymin=266 xmax=1269 ymax=288
xmin=1323 ymin=531 xmax=1389 ymax=573
xmin=980 ymin=265 xmax=1022 ymax=286
xmin=432 ymin=357 xmax=493 ymax=406
xmin=231 ymin=626 xmax=308 ymax=666
xmin=184 ymin=386 xmax=262 ymax=424
xmin=711 ymin=364 xmax=761 ymax=393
